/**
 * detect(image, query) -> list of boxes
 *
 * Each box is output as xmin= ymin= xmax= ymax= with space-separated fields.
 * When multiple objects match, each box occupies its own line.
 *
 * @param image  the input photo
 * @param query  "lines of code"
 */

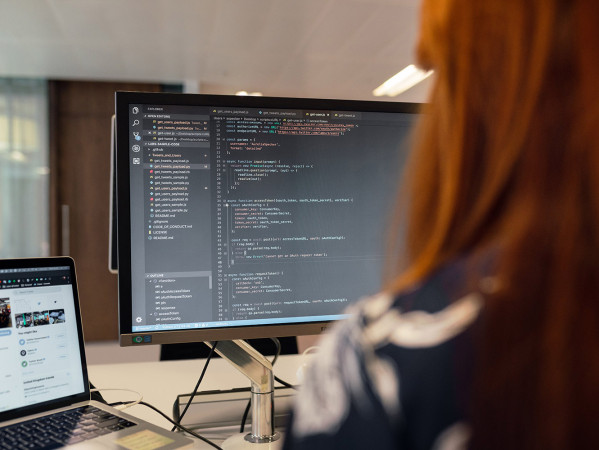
xmin=212 ymin=113 xmax=407 ymax=322
xmin=130 ymin=103 xmax=415 ymax=331
xmin=228 ymin=198 xmax=353 ymax=230
xmin=226 ymin=161 xmax=314 ymax=188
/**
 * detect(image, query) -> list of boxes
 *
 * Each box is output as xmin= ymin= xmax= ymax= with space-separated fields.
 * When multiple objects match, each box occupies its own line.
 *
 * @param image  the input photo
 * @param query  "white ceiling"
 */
xmin=0 ymin=0 xmax=431 ymax=102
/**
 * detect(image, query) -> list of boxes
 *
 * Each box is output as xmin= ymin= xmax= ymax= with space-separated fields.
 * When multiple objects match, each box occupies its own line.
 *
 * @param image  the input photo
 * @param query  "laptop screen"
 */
xmin=0 ymin=258 xmax=88 ymax=419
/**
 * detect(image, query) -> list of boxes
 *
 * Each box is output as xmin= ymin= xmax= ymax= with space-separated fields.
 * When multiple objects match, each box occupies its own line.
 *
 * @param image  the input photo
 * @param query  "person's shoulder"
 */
xmin=350 ymin=255 xmax=489 ymax=349
xmin=393 ymin=255 xmax=484 ymax=312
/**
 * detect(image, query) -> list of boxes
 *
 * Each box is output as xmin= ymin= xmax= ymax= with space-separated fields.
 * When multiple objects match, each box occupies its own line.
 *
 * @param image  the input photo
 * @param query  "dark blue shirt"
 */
xmin=283 ymin=259 xmax=485 ymax=449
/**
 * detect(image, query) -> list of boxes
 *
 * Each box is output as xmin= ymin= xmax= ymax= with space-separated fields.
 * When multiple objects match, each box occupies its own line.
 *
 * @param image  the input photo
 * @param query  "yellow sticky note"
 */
xmin=116 ymin=430 xmax=174 ymax=450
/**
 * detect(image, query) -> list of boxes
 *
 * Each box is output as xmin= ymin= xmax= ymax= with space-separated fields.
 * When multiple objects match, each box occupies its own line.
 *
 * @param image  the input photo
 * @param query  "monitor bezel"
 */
xmin=115 ymin=91 xmax=421 ymax=346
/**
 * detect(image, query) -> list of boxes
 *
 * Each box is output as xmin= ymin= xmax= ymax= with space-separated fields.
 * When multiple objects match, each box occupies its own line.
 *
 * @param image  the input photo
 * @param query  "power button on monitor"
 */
xmin=133 ymin=335 xmax=152 ymax=344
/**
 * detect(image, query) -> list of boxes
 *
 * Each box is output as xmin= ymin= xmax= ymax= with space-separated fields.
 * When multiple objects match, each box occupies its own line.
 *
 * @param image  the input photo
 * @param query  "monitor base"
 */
xmin=222 ymin=432 xmax=284 ymax=449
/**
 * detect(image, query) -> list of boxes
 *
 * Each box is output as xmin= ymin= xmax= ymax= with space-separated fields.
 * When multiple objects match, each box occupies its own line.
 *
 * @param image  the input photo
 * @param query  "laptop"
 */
xmin=0 ymin=257 xmax=193 ymax=449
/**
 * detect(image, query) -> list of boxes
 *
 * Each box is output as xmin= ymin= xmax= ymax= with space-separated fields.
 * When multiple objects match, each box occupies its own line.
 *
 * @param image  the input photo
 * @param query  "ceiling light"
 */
xmin=235 ymin=91 xmax=263 ymax=96
xmin=372 ymin=65 xmax=433 ymax=97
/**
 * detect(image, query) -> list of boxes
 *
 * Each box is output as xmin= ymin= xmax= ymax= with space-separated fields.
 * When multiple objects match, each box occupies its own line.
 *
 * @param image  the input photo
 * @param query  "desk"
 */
xmin=88 ymin=354 xmax=304 ymax=448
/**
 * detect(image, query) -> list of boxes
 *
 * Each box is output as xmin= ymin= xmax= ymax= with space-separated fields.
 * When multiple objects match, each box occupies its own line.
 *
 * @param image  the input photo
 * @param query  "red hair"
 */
xmin=387 ymin=0 xmax=599 ymax=447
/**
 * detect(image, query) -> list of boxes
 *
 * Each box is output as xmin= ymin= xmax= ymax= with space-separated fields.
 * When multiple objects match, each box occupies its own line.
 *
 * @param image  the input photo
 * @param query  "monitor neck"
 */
xmin=211 ymin=340 xmax=281 ymax=446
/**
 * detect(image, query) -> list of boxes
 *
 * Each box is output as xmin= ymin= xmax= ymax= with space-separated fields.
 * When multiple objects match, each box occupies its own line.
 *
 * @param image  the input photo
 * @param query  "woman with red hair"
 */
xmin=283 ymin=0 xmax=599 ymax=448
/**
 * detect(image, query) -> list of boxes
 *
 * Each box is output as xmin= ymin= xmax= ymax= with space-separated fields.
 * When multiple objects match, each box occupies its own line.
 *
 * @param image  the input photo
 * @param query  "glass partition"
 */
xmin=0 ymin=78 xmax=49 ymax=257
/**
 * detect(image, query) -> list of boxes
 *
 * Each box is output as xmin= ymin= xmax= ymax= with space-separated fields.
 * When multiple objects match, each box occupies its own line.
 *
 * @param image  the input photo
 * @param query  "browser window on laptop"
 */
xmin=0 ymin=264 xmax=86 ymax=414
xmin=0 ymin=258 xmax=193 ymax=449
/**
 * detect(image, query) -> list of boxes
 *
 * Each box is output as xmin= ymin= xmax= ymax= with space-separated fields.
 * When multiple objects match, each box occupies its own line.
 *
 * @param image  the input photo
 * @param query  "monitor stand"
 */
xmin=211 ymin=340 xmax=283 ymax=449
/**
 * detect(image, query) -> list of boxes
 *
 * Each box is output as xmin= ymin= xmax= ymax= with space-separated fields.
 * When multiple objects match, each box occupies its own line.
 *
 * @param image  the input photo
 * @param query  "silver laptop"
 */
xmin=0 ymin=257 xmax=192 ymax=449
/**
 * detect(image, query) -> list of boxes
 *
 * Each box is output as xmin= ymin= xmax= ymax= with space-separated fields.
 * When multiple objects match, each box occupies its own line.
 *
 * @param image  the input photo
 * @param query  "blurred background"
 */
xmin=0 ymin=0 xmax=430 ymax=357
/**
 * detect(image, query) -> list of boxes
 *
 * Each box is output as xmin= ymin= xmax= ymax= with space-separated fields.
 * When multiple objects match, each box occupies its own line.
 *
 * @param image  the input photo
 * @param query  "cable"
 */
xmin=270 ymin=337 xmax=281 ymax=366
xmin=172 ymin=341 xmax=218 ymax=432
xmin=99 ymin=349 xmax=223 ymax=449
xmin=115 ymin=400 xmax=223 ymax=450
xmin=301 ymin=346 xmax=320 ymax=356
xmin=90 ymin=388 xmax=143 ymax=410
xmin=274 ymin=375 xmax=296 ymax=390
xmin=239 ymin=395 xmax=251 ymax=434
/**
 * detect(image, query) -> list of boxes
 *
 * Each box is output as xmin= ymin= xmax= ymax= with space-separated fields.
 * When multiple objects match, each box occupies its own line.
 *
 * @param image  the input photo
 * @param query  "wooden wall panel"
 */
xmin=49 ymin=81 xmax=161 ymax=341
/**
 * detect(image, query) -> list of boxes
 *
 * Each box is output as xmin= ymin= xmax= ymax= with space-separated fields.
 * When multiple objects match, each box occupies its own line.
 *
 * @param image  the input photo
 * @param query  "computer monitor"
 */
xmin=115 ymin=92 xmax=421 ymax=444
xmin=116 ymin=92 xmax=421 ymax=346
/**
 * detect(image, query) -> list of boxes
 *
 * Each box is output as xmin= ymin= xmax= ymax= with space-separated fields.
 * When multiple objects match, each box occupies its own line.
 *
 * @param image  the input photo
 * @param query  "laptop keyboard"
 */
xmin=0 ymin=405 xmax=137 ymax=449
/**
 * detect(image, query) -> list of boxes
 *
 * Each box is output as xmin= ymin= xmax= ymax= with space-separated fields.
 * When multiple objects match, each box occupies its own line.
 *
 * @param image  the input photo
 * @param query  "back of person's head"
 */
xmin=388 ymin=0 xmax=599 ymax=448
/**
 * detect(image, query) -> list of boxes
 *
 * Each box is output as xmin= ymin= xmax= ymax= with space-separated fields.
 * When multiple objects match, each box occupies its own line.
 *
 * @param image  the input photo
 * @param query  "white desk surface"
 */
xmin=88 ymin=354 xmax=304 ymax=448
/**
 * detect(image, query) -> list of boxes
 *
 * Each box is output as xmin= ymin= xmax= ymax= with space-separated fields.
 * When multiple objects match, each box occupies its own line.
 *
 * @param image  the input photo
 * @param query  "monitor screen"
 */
xmin=116 ymin=92 xmax=421 ymax=346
